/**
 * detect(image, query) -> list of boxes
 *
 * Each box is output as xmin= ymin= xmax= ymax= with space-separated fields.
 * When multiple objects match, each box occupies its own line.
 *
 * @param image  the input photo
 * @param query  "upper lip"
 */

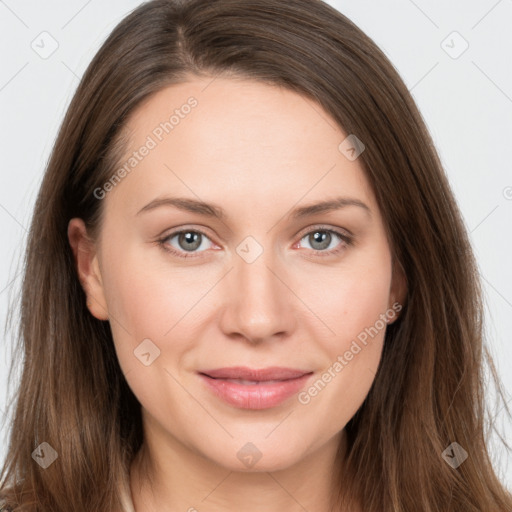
xmin=199 ymin=366 xmax=312 ymax=381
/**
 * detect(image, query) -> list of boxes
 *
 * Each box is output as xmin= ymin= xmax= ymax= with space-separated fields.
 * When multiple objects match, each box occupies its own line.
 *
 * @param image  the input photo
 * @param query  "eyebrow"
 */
xmin=136 ymin=195 xmax=372 ymax=219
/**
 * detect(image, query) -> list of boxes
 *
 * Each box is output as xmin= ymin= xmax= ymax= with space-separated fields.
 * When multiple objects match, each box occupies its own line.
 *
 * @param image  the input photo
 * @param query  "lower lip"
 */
xmin=199 ymin=373 xmax=313 ymax=410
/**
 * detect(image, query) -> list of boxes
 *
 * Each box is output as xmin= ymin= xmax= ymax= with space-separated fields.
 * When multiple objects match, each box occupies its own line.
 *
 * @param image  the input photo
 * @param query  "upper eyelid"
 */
xmin=295 ymin=224 xmax=352 ymax=239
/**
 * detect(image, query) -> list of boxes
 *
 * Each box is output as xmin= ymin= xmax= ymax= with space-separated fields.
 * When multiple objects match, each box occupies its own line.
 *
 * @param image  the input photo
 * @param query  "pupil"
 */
xmin=180 ymin=232 xmax=201 ymax=251
xmin=311 ymin=231 xmax=330 ymax=250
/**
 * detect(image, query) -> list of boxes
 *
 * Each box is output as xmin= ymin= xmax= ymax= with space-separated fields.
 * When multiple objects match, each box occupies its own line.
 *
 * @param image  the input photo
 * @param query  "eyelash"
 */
xmin=156 ymin=225 xmax=353 ymax=260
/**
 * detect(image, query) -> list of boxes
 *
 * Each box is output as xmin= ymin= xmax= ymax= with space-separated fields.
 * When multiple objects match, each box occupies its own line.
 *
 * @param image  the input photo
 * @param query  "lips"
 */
xmin=198 ymin=366 xmax=314 ymax=409
xmin=199 ymin=366 xmax=310 ymax=381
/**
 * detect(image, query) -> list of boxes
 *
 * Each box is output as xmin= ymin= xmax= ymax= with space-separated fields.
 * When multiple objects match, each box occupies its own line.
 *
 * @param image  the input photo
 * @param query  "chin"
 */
xmin=202 ymin=439 xmax=307 ymax=473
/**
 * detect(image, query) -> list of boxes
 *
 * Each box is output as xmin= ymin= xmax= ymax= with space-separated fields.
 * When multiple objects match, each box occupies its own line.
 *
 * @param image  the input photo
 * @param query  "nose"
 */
xmin=218 ymin=244 xmax=297 ymax=344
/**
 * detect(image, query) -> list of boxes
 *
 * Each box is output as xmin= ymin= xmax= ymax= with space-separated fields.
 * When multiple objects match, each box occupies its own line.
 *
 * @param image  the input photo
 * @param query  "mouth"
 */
xmin=198 ymin=366 xmax=314 ymax=410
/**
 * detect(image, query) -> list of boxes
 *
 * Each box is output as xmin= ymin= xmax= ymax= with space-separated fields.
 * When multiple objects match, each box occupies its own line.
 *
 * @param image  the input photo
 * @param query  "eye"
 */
xmin=156 ymin=225 xmax=353 ymax=259
xmin=157 ymin=229 xmax=214 ymax=259
xmin=296 ymin=226 xmax=353 ymax=256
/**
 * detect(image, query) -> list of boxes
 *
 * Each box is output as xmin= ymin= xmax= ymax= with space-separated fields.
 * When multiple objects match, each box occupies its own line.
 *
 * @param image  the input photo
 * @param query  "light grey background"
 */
xmin=1 ymin=0 xmax=511 ymax=489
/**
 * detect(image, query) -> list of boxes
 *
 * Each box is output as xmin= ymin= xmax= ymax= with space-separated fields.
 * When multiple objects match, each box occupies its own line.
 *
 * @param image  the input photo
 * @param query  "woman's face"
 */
xmin=70 ymin=76 xmax=404 ymax=473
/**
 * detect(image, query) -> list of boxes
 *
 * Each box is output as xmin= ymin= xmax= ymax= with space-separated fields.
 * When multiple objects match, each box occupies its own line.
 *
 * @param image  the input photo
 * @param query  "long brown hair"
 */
xmin=1 ymin=0 xmax=510 ymax=510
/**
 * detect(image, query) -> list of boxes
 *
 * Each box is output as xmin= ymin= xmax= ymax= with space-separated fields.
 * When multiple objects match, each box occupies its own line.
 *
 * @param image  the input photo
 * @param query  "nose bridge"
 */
xmin=236 ymin=244 xmax=278 ymax=301
xmin=222 ymin=236 xmax=294 ymax=341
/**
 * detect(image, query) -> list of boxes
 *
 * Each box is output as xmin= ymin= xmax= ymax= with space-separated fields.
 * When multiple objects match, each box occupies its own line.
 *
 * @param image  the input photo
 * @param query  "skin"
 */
xmin=68 ymin=76 xmax=406 ymax=512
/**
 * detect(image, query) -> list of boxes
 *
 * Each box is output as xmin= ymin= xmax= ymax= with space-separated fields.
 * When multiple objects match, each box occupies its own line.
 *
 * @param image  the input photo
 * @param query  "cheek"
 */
xmin=298 ymin=253 xmax=392 ymax=407
xmin=303 ymin=254 xmax=392 ymax=346
xmin=99 ymin=239 xmax=219 ymax=377
xmin=99 ymin=250 xmax=200 ymax=415
xmin=296 ymin=276 xmax=389 ymax=437
xmin=101 ymin=234 xmax=203 ymax=327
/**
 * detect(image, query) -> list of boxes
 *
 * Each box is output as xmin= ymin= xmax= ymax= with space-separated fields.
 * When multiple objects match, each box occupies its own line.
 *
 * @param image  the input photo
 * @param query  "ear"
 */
xmin=387 ymin=258 xmax=407 ymax=324
xmin=67 ymin=218 xmax=109 ymax=321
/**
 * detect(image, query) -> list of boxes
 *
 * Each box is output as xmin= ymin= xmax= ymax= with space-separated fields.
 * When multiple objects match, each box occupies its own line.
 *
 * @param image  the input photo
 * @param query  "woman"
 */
xmin=0 ymin=0 xmax=510 ymax=510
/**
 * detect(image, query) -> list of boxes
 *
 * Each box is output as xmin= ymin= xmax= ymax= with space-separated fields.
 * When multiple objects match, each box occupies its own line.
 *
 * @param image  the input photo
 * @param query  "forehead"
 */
xmin=107 ymin=76 xmax=377 ymax=218
xmin=126 ymin=76 xmax=344 ymax=159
